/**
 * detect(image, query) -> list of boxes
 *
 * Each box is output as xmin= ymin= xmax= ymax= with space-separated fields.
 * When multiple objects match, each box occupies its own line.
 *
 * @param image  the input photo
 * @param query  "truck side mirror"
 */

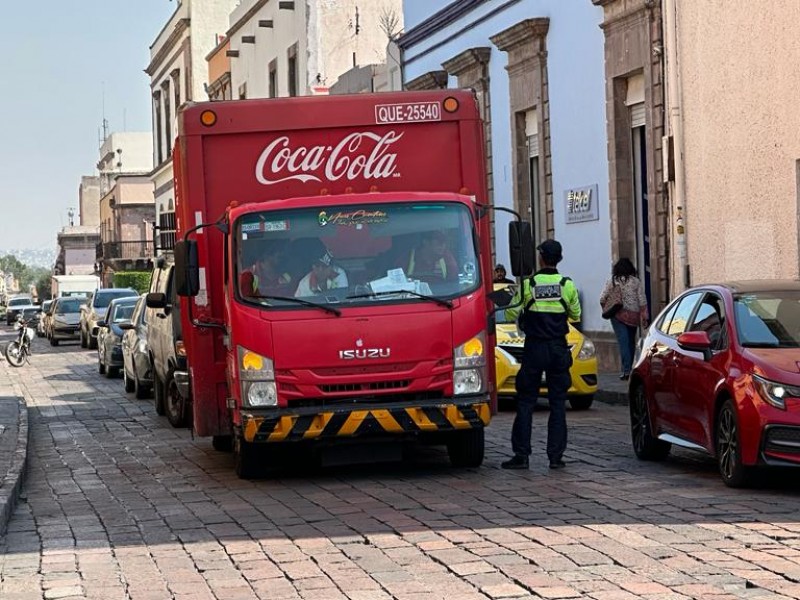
xmin=146 ymin=292 xmax=168 ymax=309
xmin=174 ymin=240 xmax=200 ymax=297
xmin=508 ymin=221 xmax=534 ymax=277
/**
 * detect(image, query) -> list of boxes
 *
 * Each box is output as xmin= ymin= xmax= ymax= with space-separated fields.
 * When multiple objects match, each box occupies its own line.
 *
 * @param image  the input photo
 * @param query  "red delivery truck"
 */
xmin=151 ymin=90 xmax=533 ymax=477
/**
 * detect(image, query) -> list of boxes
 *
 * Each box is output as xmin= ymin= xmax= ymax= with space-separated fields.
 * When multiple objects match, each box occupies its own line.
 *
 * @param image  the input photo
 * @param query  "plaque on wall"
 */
xmin=565 ymin=184 xmax=599 ymax=224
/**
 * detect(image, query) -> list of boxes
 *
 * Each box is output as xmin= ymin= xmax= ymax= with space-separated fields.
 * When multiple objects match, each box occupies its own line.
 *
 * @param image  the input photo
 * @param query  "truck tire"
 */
xmin=234 ymin=433 xmax=259 ymax=479
xmin=447 ymin=428 xmax=484 ymax=468
xmin=106 ymin=366 xmax=119 ymax=379
xmin=213 ymin=435 xmax=233 ymax=452
xmin=166 ymin=375 xmax=188 ymax=428
xmin=153 ymin=372 xmax=166 ymax=416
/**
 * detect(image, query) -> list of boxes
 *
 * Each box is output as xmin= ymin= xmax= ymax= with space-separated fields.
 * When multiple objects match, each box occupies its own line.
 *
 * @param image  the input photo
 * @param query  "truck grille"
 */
xmin=320 ymin=380 xmax=410 ymax=393
xmin=290 ymin=390 xmax=445 ymax=409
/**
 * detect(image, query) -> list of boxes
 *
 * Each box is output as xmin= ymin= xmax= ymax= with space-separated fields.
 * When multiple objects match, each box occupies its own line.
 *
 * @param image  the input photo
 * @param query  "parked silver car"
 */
xmin=97 ymin=297 xmax=138 ymax=378
xmin=120 ymin=295 xmax=153 ymax=399
xmin=37 ymin=300 xmax=53 ymax=337
xmin=49 ymin=297 xmax=83 ymax=346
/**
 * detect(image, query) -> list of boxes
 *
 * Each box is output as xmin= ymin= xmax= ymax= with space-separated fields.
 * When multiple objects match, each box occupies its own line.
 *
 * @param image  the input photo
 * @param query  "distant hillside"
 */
xmin=0 ymin=248 xmax=57 ymax=270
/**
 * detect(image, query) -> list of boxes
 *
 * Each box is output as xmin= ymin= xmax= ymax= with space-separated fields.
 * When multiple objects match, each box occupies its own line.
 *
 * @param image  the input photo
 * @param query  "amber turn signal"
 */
xmin=200 ymin=110 xmax=217 ymax=127
xmin=443 ymin=97 xmax=459 ymax=113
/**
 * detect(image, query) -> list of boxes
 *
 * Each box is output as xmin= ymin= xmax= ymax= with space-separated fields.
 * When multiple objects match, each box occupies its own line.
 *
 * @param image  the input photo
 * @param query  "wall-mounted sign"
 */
xmin=565 ymin=184 xmax=599 ymax=224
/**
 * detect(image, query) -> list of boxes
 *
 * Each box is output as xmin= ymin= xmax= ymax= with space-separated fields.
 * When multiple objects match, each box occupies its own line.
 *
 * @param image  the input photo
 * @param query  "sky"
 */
xmin=0 ymin=1 xmax=176 ymax=251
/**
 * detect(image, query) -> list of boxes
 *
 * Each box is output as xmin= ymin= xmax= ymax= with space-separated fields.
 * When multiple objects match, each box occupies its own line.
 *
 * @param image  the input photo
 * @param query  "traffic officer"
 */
xmin=501 ymin=239 xmax=581 ymax=470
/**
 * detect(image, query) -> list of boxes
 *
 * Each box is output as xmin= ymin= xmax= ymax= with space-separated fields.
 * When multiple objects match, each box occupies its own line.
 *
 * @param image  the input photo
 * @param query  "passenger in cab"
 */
xmin=240 ymin=241 xmax=292 ymax=298
xmin=295 ymin=244 xmax=348 ymax=297
xmin=401 ymin=231 xmax=458 ymax=283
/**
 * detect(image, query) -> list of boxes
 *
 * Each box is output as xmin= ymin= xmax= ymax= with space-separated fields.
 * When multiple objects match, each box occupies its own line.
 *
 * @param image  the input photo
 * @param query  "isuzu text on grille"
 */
xmin=339 ymin=348 xmax=392 ymax=360
xmin=256 ymin=131 xmax=404 ymax=185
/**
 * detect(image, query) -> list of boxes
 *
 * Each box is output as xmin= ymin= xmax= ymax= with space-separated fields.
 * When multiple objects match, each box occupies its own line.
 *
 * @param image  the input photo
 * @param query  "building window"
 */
xmin=525 ymin=109 xmax=541 ymax=247
xmin=269 ymin=59 xmax=278 ymax=98
xmin=162 ymin=80 xmax=172 ymax=158
xmin=153 ymin=91 xmax=163 ymax=165
xmin=288 ymin=44 xmax=298 ymax=97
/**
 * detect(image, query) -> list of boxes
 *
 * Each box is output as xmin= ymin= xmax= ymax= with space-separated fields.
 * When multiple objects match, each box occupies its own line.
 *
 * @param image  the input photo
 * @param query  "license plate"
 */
xmin=375 ymin=102 xmax=441 ymax=124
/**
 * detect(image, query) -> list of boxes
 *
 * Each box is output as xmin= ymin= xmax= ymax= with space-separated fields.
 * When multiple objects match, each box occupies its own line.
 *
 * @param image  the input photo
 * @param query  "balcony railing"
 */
xmin=103 ymin=240 xmax=154 ymax=261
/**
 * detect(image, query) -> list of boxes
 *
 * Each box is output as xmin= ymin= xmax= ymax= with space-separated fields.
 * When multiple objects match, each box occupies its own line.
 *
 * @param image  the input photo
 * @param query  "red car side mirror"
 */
xmin=677 ymin=331 xmax=712 ymax=361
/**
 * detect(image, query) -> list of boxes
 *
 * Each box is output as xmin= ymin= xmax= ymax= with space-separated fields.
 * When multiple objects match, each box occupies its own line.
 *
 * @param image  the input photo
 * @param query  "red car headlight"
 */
xmin=752 ymin=374 xmax=800 ymax=410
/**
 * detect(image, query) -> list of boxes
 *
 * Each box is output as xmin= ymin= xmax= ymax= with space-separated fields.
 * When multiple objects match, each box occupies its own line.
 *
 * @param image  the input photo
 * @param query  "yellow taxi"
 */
xmin=494 ymin=284 xmax=598 ymax=409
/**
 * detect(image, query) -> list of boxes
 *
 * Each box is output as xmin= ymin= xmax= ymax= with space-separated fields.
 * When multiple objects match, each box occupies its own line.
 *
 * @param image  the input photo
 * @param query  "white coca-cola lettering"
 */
xmin=255 ymin=131 xmax=403 ymax=185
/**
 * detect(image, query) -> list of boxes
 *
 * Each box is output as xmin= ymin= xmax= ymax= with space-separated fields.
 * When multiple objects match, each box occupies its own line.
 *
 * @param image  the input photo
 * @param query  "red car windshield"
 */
xmin=734 ymin=292 xmax=800 ymax=348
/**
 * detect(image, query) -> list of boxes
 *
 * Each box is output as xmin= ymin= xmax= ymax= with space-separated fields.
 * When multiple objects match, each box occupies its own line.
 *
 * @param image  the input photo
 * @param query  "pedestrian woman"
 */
xmin=600 ymin=258 xmax=648 ymax=380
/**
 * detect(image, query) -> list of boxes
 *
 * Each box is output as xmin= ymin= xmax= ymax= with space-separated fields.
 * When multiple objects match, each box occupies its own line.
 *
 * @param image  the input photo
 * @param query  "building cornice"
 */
xmin=442 ymin=47 xmax=491 ymax=76
xmin=490 ymin=18 xmax=549 ymax=51
xmin=145 ymin=18 xmax=190 ymax=76
xmin=405 ymin=70 xmax=449 ymax=91
xmin=227 ymin=0 xmax=270 ymax=38
xmin=399 ymin=0 xmax=489 ymax=50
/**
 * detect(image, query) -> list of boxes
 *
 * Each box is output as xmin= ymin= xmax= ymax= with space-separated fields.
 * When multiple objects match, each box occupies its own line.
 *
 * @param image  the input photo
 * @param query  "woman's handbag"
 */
xmin=601 ymin=284 xmax=623 ymax=319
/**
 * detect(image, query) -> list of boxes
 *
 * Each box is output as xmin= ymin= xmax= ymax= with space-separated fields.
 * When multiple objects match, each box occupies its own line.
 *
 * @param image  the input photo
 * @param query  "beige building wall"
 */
xmin=673 ymin=1 xmax=800 ymax=283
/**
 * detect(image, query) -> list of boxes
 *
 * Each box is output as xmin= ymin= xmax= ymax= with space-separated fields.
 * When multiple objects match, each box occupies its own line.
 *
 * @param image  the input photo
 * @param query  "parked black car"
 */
xmin=120 ymin=294 xmax=152 ymax=399
xmin=146 ymin=258 xmax=191 ymax=428
xmin=97 ymin=297 xmax=138 ymax=378
xmin=80 ymin=288 xmax=138 ymax=349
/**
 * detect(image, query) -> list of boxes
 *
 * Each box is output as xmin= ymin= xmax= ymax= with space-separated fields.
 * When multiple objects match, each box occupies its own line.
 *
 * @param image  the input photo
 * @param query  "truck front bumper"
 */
xmin=240 ymin=396 xmax=491 ymax=444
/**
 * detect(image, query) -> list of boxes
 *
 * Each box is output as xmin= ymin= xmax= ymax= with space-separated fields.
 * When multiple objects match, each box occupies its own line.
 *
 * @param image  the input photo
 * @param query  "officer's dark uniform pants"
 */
xmin=511 ymin=338 xmax=573 ymax=461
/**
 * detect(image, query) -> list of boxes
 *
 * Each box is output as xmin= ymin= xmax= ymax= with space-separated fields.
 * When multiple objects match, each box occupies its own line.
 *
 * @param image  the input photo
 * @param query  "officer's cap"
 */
xmin=537 ymin=239 xmax=563 ymax=263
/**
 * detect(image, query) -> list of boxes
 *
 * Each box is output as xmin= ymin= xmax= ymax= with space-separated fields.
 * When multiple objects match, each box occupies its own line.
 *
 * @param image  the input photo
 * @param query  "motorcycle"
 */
xmin=5 ymin=316 xmax=35 ymax=367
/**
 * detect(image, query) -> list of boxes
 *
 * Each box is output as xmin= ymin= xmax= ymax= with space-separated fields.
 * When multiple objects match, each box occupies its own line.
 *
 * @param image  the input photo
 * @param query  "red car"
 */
xmin=629 ymin=280 xmax=800 ymax=487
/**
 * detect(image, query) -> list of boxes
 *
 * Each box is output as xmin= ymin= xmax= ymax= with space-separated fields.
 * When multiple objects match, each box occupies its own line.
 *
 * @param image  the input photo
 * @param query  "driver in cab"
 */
xmin=295 ymin=246 xmax=348 ymax=297
xmin=400 ymin=231 xmax=458 ymax=283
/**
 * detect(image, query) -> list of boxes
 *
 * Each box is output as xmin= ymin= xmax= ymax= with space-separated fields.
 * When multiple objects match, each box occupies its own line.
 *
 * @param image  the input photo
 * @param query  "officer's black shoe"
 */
xmin=549 ymin=459 xmax=566 ymax=470
xmin=501 ymin=455 xmax=529 ymax=470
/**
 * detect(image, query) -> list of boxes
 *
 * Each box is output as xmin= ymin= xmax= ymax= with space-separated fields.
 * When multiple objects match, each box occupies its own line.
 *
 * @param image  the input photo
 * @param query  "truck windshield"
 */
xmin=235 ymin=202 xmax=480 ymax=308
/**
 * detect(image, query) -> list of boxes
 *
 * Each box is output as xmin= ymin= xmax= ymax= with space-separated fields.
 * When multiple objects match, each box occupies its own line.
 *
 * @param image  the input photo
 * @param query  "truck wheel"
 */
xmin=447 ymin=428 xmax=484 ymax=468
xmin=153 ymin=373 xmax=166 ymax=416
xmin=213 ymin=435 xmax=233 ymax=452
xmin=569 ymin=395 xmax=594 ymax=410
xmin=234 ymin=434 xmax=259 ymax=479
xmin=106 ymin=366 xmax=119 ymax=379
xmin=166 ymin=376 xmax=188 ymax=428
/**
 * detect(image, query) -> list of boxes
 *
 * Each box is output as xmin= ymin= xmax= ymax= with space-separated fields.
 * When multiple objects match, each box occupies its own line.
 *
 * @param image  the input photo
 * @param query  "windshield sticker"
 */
xmin=242 ymin=220 xmax=290 ymax=233
xmin=321 ymin=209 xmax=389 ymax=227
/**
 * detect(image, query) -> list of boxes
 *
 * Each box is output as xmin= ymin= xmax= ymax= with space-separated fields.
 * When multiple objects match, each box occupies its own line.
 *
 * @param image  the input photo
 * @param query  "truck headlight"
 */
xmin=454 ymin=332 xmax=486 ymax=368
xmin=454 ymin=332 xmax=487 ymax=395
xmin=454 ymin=369 xmax=483 ymax=395
xmin=245 ymin=381 xmax=278 ymax=407
xmin=238 ymin=346 xmax=277 ymax=407
xmin=577 ymin=338 xmax=596 ymax=361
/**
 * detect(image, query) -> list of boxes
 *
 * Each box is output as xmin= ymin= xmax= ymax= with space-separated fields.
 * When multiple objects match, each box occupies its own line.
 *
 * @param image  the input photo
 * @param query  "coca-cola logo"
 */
xmin=255 ymin=131 xmax=403 ymax=185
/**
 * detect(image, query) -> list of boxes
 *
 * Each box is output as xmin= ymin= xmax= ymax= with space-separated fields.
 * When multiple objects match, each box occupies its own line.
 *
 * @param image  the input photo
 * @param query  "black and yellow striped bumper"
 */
xmin=241 ymin=400 xmax=491 ymax=443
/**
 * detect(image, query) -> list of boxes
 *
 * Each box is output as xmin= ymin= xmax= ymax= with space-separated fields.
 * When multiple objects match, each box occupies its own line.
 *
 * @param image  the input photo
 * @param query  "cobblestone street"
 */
xmin=1 ymin=333 xmax=800 ymax=600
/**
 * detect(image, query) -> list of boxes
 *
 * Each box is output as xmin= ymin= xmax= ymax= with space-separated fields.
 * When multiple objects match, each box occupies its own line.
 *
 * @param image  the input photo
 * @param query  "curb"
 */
xmin=0 ymin=396 xmax=28 ymax=537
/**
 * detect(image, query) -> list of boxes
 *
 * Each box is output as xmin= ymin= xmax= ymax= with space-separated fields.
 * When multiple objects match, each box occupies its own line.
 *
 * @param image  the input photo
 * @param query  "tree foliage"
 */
xmin=0 ymin=254 xmax=51 ymax=298
xmin=113 ymin=271 xmax=151 ymax=294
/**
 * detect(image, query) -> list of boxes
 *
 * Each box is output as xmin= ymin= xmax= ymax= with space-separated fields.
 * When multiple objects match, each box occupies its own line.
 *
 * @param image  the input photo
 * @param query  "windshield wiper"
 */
xmin=346 ymin=289 xmax=453 ymax=309
xmin=252 ymin=295 xmax=341 ymax=317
